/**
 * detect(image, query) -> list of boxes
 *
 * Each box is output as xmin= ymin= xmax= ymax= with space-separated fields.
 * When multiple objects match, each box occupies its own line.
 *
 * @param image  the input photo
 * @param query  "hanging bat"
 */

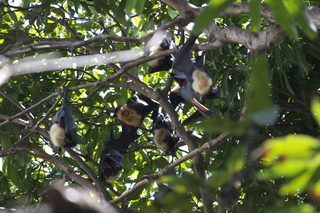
xmin=169 ymin=85 xmax=185 ymax=109
xmin=148 ymin=30 xmax=176 ymax=73
xmin=115 ymin=93 xmax=158 ymax=128
xmin=98 ymin=146 xmax=124 ymax=183
xmin=49 ymin=87 xmax=78 ymax=148
xmin=171 ymin=34 xmax=218 ymax=118
xmin=153 ymin=111 xmax=178 ymax=156
xmin=99 ymin=122 xmax=141 ymax=182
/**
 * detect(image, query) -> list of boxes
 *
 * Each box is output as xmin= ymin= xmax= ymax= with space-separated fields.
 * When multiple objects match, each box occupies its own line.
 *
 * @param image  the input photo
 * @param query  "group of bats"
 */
xmin=49 ymin=31 xmax=219 ymax=183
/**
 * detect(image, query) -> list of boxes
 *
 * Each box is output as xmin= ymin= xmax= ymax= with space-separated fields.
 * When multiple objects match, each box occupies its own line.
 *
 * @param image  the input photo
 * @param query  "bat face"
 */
xmin=99 ymin=147 xmax=124 ymax=182
xmin=179 ymin=86 xmax=214 ymax=118
xmin=153 ymin=113 xmax=177 ymax=155
xmin=116 ymin=105 xmax=142 ymax=128
xmin=154 ymin=127 xmax=174 ymax=152
xmin=116 ymin=93 xmax=158 ymax=128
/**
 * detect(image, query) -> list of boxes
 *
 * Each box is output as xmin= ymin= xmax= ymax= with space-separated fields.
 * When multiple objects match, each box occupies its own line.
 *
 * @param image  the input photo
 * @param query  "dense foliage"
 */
xmin=0 ymin=0 xmax=320 ymax=212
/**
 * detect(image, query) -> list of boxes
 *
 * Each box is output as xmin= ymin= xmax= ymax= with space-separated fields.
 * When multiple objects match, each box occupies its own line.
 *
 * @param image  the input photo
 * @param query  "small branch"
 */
xmin=0 ymin=88 xmax=36 ymax=125
xmin=110 ymin=132 xmax=229 ymax=204
xmin=110 ymin=179 xmax=151 ymax=204
xmin=13 ymin=142 xmax=106 ymax=200
xmin=0 ymin=95 xmax=61 ymax=153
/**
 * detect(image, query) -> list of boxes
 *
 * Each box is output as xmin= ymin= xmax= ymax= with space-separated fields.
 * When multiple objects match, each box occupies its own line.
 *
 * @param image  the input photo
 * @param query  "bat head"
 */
xmin=99 ymin=147 xmax=124 ymax=182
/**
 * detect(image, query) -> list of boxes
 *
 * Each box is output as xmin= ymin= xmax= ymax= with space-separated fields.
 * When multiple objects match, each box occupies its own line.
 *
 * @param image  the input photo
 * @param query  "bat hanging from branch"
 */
xmin=171 ymin=34 xmax=219 ymax=118
xmin=49 ymin=87 xmax=79 ymax=148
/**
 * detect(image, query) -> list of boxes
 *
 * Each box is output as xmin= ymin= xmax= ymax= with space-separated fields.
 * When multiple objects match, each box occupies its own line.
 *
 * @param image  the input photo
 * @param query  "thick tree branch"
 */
xmin=14 ymin=142 xmax=104 ymax=198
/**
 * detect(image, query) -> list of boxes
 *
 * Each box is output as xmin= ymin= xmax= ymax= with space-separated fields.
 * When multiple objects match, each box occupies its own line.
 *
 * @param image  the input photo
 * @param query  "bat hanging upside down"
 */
xmin=49 ymin=87 xmax=78 ymax=148
xmin=171 ymin=34 xmax=219 ymax=118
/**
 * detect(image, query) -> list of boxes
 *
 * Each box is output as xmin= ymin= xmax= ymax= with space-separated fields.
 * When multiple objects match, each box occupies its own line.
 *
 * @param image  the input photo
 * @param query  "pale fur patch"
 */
xmin=117 ymin=106 xmax=142 ymax=127
xmin=154 ymin=128 xmax=170 ymax=152
xmin=192 ymin=68 xmax=213 ymax=95
xmin=148 ymin=45 xmax=164 ymax=68
xmin=50 ymin=123 xmax=66 ymax=147
xmin=105 ymin=171 xmax=122 ymax=183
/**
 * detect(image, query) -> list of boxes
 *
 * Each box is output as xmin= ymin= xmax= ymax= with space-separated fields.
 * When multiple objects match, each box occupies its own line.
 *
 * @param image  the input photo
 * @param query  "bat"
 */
xmin=148 ymin=30 xmax=176 ymax=73
xmin=169 ymin=85 xmax=185 ymax=109
xmin=99 ymin=123 xmax=140 ymax=182
xmin=153 ymin=112 xmax=178 ymax=156
xmin=115 ymin=93 xmax=158 ymax=128
xmin=171 ymin=34 xmax=218 ymax=118
xmin=49 ymin=87 xmax=78 ymax=148
xmin=98 ymin=147 xmax=124 ymax=183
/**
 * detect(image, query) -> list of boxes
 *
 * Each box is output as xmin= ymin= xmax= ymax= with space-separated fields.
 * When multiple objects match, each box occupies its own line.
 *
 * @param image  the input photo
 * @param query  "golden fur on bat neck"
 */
xmin=50 ymin=123 xmax=67 ymax=147
xmin=192 ymin=68 xmax=213 ymax=96
xmin=116 ymin=105 xmax=142 ymax=128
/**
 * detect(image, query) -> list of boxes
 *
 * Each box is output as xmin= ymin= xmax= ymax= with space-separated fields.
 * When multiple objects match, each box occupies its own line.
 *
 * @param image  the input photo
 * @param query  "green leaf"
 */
xmin=193 ymin=0 xmax=235 ymax=35
xmin=311 ymin=98 xmax=320 ymax=127
xmin=226 ymin=144 xmax=247 ymax=172
xmin=194 ymin=117 xmax=252 ymax=134
xmin=262 ymin=134 xmax=320 ymax=165
xmin=126 ymin=0 xmax=137 ymax=15
xmin=249 ymin=0 xmax=261 ymax=33
xmin=135 ymin=0 xmax=145 ymax=15
xmin=22 ymin=0 xmax=31 ymax=8
xmin=279 ymin=153 xmax=320 ymax=195
xmin=247 ymin=54 xmax=272 ymax=114
xmin=207 ymin=171 xmax=232 ymax=188
xmin=259 ymin=159 xmax=307 ymax=180
xmin=266 ymin=0 xmax=299 ymax=40
xmin=266 ymin=204 xmax=317 ymax=213
xmin=283 ymin=0 xmax=317 ymax=40
xmin=251 ymin=104 xmax=279 ymax=126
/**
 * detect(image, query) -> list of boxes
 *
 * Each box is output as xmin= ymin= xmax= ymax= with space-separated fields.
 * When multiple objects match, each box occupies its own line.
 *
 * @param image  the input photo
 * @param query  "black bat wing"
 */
xmin=104 ymin=124 xmax=138 ymax=152
xmin=100 ymin=147 xmax=124 ymax=168
xmin=136 ymin=93 xmax=159 ymax=117
xmin=62 ymin=87 xmax=79 ymax=147
xmin=172 ymin=34 xmax=199 ymax=75
xmin=169 ymin=89 xmax=185 ymax=109
xmin=98 ymin=147 xmax=124 ymax=181
xmin=154 ymin=112 xmax=172 ymax=131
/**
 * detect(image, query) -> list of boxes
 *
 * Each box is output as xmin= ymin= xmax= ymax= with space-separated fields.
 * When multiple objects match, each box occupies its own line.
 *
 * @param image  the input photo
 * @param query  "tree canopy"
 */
xmin=1 ymin=0 xmax=320 ymax=212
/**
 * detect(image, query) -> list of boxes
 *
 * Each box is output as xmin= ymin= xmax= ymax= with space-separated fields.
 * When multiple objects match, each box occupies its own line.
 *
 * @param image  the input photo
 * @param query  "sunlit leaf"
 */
xmin=247 ymin=54 xmax=272 ymax=114
xmin=261 ymin=134 xmax=320 ymax=166
xmin=266 ymin=0 xmax=299 ymax=40
xmin=311 ymin=98 xmax=320 ymax=127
